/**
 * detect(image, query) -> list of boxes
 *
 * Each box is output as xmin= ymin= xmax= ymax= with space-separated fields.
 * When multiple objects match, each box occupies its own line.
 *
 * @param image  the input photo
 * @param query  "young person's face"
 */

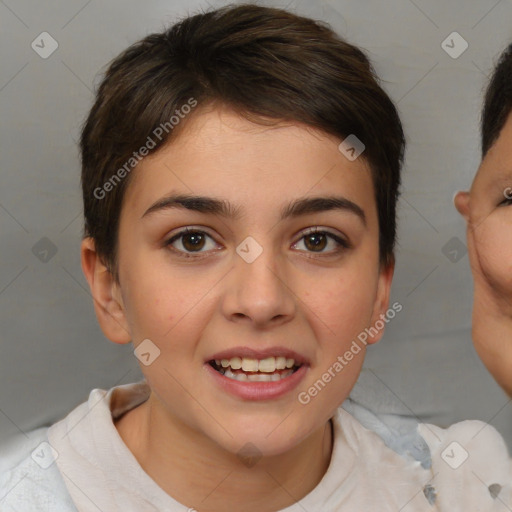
xmin=457 ymin=112 xmax=512 ymax=295
xmin=90 ymin=105 xmax=393 ymax=456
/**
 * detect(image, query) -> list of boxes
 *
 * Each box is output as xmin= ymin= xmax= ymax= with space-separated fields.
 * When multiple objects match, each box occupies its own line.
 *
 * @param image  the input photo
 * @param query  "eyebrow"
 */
xmin=141 ymin=193 xmax=366 ymax=225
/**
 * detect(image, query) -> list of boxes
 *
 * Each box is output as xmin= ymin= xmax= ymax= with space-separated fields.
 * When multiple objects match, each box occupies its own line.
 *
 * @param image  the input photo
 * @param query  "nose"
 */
xmin=221 ymin=240 xmax=297 ymax=328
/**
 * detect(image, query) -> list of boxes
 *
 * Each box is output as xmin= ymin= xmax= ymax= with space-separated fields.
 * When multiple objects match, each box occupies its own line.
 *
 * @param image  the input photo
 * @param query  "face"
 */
xmin=464 ymin=112 xmax=512 ymax=295
xmin=98 ymin=104 xmax=392 ymax=457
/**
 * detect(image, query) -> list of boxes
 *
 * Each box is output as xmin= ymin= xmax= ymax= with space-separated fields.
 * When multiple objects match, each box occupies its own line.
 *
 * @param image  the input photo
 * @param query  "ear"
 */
xmin=453 ymin=190 xmax=470 ymax=221
xmin=367 ymin=259 xmax=395 ymax=345
xmin=80 ymin=237 xmax=131 ymax=344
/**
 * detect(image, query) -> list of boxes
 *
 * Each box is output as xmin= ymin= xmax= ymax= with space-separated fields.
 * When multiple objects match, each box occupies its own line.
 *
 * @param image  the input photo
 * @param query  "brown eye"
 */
xmin=304 ymin=232 xmax=328 ymax=252
xmin=293 ymin=229 xmax=349 ymax=255
xmin=165 ymin=228 xmax=218 ymax=256
xmin=182 ymin=232 xmax=206 ymax=251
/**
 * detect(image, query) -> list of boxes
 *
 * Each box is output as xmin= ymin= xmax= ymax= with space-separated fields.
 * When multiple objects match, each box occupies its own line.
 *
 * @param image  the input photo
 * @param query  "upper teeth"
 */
xmin=215 ymin=356 xmax=296 ymax=373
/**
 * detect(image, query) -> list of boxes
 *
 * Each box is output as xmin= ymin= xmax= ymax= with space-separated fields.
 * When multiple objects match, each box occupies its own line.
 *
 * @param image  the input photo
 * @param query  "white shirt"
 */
xmin=1 ymin=379 xmax=510 ymax=511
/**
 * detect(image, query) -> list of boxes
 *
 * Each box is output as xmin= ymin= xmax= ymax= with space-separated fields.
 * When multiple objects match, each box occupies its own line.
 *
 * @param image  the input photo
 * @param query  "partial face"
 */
xmin=112 ymin=105 xmax=392 ymax=456
xmin=466 ymin=112 xmax=512 ymax=295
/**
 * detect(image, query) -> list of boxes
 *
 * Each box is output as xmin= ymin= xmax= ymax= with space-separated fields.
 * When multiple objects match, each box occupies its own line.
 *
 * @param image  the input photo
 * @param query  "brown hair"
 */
xmin=80 ymin=3 xmax=405 ymax=282
xmin=481 ymin=43 xmax=512 ymax=157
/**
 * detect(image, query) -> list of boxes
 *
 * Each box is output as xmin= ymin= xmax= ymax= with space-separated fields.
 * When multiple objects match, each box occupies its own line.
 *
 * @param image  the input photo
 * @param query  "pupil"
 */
xmin=183 ymin=232 xmax=204 ymax=251
xmin=305 ymin=233 xmax=326 ymax=252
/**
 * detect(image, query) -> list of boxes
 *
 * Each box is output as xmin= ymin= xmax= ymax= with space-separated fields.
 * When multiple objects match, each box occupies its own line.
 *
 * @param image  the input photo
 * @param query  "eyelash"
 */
xmin=498 ymin=187 xmax=512 ymax=206
xmin=164 ymin=227 xmax=350 ymax=259
xmin=499 ymin=197 xmax=512 ymax=207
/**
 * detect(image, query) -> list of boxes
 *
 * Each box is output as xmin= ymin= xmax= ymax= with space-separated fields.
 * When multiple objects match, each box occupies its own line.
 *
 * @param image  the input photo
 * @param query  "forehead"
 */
xmin=471 ymin=114 xmax=512 ymax=198
xmin=123 ymin=106 xmax=376 ymax=218
xmin=477 ymin=112 xmax=512 ymax=183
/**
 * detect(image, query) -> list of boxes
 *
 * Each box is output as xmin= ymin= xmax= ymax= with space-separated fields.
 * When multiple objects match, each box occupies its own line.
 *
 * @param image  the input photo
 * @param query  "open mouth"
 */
xmin=208 ymin=356 xmax=303 ymax=382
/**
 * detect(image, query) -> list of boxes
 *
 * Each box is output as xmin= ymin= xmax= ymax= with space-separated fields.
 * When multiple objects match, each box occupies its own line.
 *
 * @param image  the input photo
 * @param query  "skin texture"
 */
xmin=81 ymin=104 xmax=393 ymax=511
xmin=454 ymin=112 xmax=512 ymax=397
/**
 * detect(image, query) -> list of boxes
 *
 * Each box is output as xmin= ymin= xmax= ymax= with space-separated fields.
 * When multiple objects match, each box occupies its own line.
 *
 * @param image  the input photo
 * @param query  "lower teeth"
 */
xmin=221 ymin=367 xmax=295 ymax=382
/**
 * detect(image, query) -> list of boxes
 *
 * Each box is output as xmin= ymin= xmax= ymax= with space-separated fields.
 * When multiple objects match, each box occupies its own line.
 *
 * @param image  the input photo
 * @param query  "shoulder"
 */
xmin=418 ymin=419 xmax=512 ymax=509
xmin=341 ymin=397 xmax=432 ymax=467
xmin=0 ymin=427 xmax=77 ymax=511
xmin=340 ymin=399 xmax=512 ymax=510
xmin=332 ymin=405 xmax=437 ymax=511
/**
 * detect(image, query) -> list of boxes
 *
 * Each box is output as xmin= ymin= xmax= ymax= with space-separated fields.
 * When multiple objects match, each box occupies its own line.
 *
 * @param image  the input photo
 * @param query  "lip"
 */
xmin=206 ymin=346 xmax=310 ymax=366
xmin=205 ymin=362 xmax=309 ymax=401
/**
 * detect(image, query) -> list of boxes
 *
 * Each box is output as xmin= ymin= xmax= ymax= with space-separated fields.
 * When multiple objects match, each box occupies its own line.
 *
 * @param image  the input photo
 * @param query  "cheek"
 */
xmin=306 ymin=262 xmax=377 ymax=342
xmin=298 ymin=271 xmax=374 ymax=410
xmin=476 ymin=216 xmax=512 ymax=292
xmin=120 ymin=254 xmax=210 ymax=341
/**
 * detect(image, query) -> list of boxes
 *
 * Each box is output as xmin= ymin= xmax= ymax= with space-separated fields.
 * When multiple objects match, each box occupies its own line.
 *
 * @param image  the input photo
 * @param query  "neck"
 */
xmin=115 ymin=392 xmax=334 ymax=511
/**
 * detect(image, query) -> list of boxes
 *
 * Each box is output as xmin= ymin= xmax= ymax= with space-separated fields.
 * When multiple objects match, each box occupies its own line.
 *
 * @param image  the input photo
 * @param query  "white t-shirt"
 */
xmin=0 ymin=380 xmax=510 ymax=511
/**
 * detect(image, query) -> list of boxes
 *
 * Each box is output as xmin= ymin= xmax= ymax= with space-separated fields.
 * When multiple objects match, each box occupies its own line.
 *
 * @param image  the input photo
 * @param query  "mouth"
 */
xmin=208 ymin=356 xmax=303 ymax=382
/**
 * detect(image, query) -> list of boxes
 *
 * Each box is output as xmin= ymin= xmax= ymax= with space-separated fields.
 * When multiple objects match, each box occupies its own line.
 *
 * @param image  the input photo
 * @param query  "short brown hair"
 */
xmin=80 ymin=3 xmax=405 ymax=282
xmin=481 ymin=42 xmax=512 ymax=157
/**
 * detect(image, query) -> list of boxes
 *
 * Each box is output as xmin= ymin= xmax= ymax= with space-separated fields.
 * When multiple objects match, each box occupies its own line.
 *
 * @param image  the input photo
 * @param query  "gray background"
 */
xmin=1 ymin=0 xmax=511 ymax=450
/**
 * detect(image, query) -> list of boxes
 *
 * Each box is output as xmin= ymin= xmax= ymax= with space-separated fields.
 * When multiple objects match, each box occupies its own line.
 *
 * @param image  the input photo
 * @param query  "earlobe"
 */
xmin=80 ymin=237 xmax=132 ymax=344
xmin=453 ymin=190 xmax=470 ymax=221
xmin=367 ymin=260 xmax=395 ymax=345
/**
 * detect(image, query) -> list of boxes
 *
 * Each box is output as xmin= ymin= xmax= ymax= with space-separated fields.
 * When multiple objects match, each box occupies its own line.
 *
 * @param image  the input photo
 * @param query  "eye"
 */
xmin=499 ymin=188 xmax=512 ymax=206
xmin=165 ymin=228 xmax=219 ymax=257
xmin=292 ymin=228 xmax=350 ymax=255
xmin=164 ymin=226 xmax=350 ymax=259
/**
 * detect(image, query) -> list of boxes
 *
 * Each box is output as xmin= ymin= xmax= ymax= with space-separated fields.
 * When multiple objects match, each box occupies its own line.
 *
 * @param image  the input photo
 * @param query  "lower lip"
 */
xmin=204 ymin=363 xmax=308 ymax=401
